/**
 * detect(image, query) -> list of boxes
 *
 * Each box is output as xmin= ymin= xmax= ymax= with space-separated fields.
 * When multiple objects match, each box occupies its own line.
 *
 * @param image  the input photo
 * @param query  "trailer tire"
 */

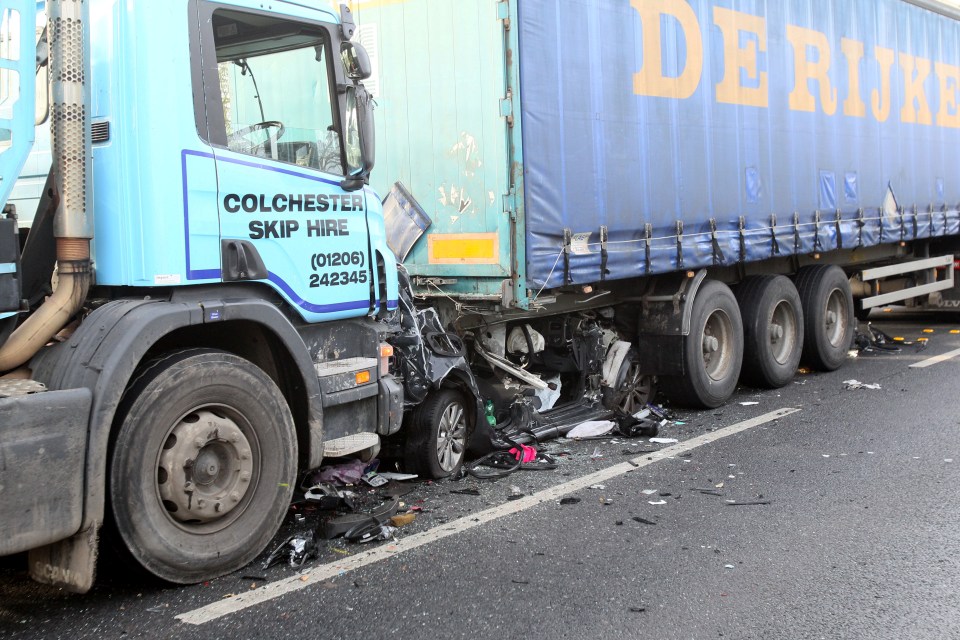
xmin=735 ymin=276 xmax=804 ymax=388
xmin=664 ymin=280 xmax=743 ymax=408
xmin=404 ymin=389 xmax=469 ymax=479
xmin=108 ymin=349 xmax=296 ymax=584
xmin=795 ymin=265 xmax=854 ymax=371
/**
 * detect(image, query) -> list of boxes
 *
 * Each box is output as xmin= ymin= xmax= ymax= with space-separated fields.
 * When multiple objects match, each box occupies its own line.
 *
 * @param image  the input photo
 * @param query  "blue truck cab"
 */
xmin=0 ymin=0 xmax=472 ymax=593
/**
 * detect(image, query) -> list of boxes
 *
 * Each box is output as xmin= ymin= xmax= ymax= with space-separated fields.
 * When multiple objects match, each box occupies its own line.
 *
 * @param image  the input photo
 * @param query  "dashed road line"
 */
xmin=909 ymin=347 xmax=960 ymax=369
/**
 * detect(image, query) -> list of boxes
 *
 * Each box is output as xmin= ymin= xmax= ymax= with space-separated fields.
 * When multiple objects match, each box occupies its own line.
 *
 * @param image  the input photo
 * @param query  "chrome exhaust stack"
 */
xmin=0 ymin=0 xmax=91 ymax=372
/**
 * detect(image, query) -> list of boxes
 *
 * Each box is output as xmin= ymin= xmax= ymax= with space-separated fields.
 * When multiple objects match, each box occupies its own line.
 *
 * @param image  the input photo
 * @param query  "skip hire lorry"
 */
xmin=0 ymin=0 xmax=431 ymax=592
xmin=2 ymin=0 xmax=960 ymax=593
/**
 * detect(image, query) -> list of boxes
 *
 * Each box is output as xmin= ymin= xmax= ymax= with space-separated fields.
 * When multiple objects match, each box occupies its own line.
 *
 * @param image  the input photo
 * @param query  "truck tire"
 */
xmin=664 ymin=279 xmax=743 ymax=408
xmin=404 ymin=389 xmax=469 ymax=479
xmin=109 ymin=349 xmax=296 ymax=584
xmin=735 ymin=275 xmax=804 ymax=388
xmin=602 ymin=349 xmax=656 ymax=413
xmin=795 ymin=265 xmax=854 ymax=371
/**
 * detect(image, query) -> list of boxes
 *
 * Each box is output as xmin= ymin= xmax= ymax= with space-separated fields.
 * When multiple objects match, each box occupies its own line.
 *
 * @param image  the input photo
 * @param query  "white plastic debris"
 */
xmin=724 ymin=564 xmax=735 ymax=569
xmin=378 ymin=472 xmax=419 ymax=481
xmin=649 ymin=437 xmax=679 ymax=444
xmin=740 ymin=401 xmax=760 ymax=406
xmin=641 ymin=489 xmax=658 ymax=495
xmin=568 ymin=420 xmax=615 ymax=438
xmin=843 ymin=379 xmax=882 ymax=390
xmin=590 ymin=484 xmax=606 ymax=490
xmin=534 ymin=375 xmax=562 ymax=411
xmin=648 ymin=500 xmax=667 ymax=505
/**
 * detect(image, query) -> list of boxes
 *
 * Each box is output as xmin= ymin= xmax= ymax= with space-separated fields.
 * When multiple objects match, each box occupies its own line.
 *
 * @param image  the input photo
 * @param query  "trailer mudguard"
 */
xmin=632 ymin=270 xmax=708 ymax=376
xmin=27 ymin=295 xmax=323 ymax=591
xmin=0 ymin=389 xmax=91 ymax=556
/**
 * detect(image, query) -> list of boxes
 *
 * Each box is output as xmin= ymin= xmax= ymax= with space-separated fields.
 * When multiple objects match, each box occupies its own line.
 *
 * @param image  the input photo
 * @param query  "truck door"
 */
xmin=194 ymin=2 xmax=373 ymax=322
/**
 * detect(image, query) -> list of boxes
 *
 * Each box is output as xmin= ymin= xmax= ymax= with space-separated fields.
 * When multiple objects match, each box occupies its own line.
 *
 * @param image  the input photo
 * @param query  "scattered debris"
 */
xmin=361 ymin=471 xmax=389 ymax=487
xmin=843 ymin=379 xmax=882 ymax=390
xmin=559 ymin=497 xmax=581 ymax=505
xmin=262 ymin=531 xmax=321 ymax=569
xmin=650 ymin=437 xmax=679 ymax=444
xmin=632 ymin=517 xmax=657 ymax=525
xmin=648 ymin=500 xmax=667 ymax=505
xmin=317 ymin=498 xmax=399 ymax=540
xmin=724 ymin=564 xmax=735 ymax=569
xmin=311 ymin=458 xmax=372 ymax=486
xmin=590 ymin=447 xmax=604 ymax=460
xmin=450 ymin=488 xmax=481 ymax=496
xmin=726 ymin=500 xmax=771 ymax=506
xmin=378 ymin=472 xmax=418 ymax=481
xmin=568 ymin=420 xmax=616 ymax=438
xmin=854 ymin=324 xmax=905 ymax=353
xmin=465 ymin=447 xmax=558 ymax=479
xmin=739 ymin=401 xmax=759 ymax=406
xmin=589 ymin=484 xmax=606 ymax=490
xmin=389 ymin=513 xmax=416 ymax=527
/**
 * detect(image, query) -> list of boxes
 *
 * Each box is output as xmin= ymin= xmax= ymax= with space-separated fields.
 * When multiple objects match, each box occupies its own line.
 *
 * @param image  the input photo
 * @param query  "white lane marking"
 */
xmin=909 ymin=347 xmax=960 ymax=369
xmin=177 ymin=407 xmax=799 ymax=625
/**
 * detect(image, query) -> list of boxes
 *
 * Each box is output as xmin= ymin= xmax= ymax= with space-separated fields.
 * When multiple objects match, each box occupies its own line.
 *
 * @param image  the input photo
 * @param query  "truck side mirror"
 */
xmin=341 ymin=42 xmax=372 ymax=81
xmin=341 ymin=84 xmax=375 ymax=191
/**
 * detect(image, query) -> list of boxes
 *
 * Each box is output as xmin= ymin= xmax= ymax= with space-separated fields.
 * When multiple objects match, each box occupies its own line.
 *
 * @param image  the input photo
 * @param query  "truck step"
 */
xmin=0 ymin=379 xmax=47 ymax=399
xmin=322 ymin=432 xmax=380 ymax=458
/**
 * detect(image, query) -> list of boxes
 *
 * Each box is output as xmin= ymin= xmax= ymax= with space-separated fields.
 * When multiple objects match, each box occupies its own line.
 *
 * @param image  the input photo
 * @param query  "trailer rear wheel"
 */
xmin=795 ymin=265 xmax=854 ymax=371
xmin=735 ymin=276 xmax=804 ymax=388
xmin=404 ymin=389 xmax=469 ymax=479
xmin=109 ymin=349 xmax=296 ymax=584
xmin=664 ymin=280 xmax=743 ymax=408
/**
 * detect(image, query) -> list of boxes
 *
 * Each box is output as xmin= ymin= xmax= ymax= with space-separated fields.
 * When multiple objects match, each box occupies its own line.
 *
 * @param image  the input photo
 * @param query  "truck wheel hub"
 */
xmin=158 ymin=408 xmax=254 ymax=524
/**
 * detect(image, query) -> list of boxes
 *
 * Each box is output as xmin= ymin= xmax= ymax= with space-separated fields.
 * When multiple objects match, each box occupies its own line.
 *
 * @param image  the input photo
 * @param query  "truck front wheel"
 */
xmin=795 ymin=265 xmax=854 ymax=371
xmin=664 ymin=280 xmax=744 ymax=408
xmin=735 ymin=275 xmax=804 ymax=388
xmin=109 ymin=349 xmax=296 ymax=584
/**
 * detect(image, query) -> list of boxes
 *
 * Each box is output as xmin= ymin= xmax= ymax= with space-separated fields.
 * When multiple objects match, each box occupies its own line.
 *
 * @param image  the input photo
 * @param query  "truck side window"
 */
xmin=210 ymin=9 xmax=343 ymax=175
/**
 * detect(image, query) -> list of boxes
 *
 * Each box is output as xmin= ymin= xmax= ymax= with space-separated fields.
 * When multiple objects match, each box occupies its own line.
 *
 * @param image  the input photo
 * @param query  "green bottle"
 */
xmin=484 ymin=399 xmax=496 ymax=427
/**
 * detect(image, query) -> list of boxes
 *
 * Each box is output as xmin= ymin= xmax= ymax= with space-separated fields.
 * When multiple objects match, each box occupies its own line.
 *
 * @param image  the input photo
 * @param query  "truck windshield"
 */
xmin=212 ymin=9 xmax=342 ymax=174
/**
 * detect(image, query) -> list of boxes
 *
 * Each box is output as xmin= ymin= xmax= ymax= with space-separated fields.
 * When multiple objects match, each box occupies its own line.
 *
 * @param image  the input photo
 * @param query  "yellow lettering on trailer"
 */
xmin=786 ymin=25 xmax=838 ymax=115
xmin=871 ymin=46 xmax=897 ymax=122
xmin=631 ymin=0 xmax=703 ymax=100
xmin=713 ymin=7 xmax=768 ymax=108
xmin=840 ymin=38 xmax=867 ymax=118
xmin=934 ymin=62 xmax=960 ymax=128
xmin=900 ymin=53 xmax=934 ymax=125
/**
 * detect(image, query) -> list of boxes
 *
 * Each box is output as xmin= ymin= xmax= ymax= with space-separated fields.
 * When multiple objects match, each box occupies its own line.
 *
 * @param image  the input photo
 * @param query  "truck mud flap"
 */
xmin=0 ymin=388 xmax=92 ymax=555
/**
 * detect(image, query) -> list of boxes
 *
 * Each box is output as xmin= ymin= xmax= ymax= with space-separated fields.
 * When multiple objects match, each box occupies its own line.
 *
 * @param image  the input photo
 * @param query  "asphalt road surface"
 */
xmin=2 ymin=309 xmax=960 ymax=640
